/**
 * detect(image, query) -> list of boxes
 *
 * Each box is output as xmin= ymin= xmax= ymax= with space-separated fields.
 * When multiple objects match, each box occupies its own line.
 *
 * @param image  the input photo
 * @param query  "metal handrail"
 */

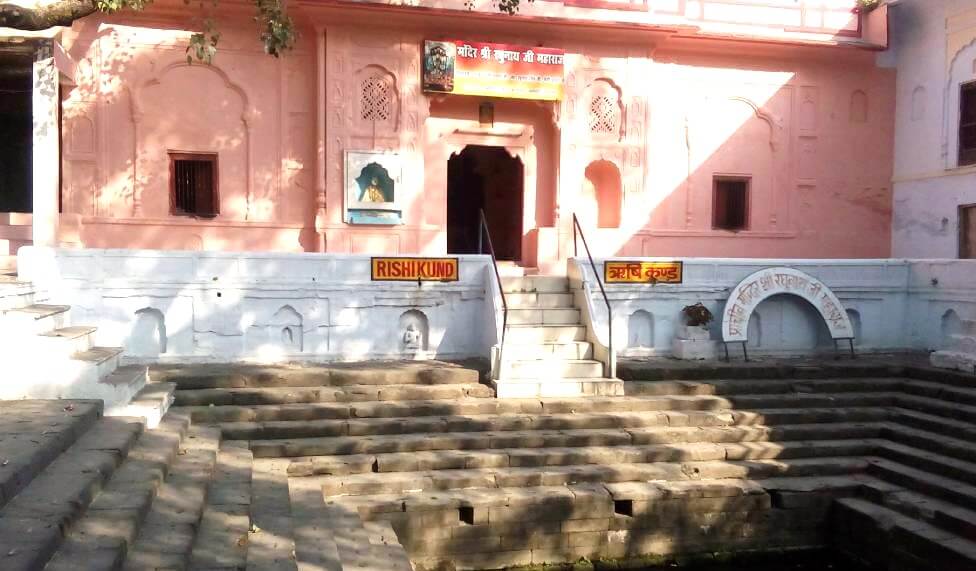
xmin=572 ymin=213 xmax=613 ymax=378
xmin=478 ymin=210 xmax=508 ymax=370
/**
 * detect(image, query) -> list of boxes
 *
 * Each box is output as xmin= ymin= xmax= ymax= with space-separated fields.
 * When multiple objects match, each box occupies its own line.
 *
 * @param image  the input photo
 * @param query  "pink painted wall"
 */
xmin=51 ymin=0 xmax=894 ymax=268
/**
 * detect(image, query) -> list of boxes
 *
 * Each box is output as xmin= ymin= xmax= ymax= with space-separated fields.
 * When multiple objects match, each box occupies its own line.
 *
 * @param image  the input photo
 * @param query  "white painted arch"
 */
xmin=722 ymin=267 xmax=855 ymax=343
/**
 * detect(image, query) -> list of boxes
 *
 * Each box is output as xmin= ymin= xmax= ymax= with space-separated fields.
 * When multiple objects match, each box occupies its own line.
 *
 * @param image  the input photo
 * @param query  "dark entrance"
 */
xmin=447 ymin=145 xmax=523 ymax=261
xmin=0 ymin=42 xmax=35 ymax=213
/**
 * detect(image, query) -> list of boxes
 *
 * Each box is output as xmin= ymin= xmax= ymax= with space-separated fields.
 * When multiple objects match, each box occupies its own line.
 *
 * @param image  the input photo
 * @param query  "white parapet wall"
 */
xmin=18 ymin=247 xmax=500 ymax=363
xmin=573 ymin=257 xmax=976 ymax=358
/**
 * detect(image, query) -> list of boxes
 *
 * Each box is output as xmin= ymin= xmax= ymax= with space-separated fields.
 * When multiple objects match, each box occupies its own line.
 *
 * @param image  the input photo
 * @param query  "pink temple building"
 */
xmin=0 ymin=0 xmax=894 ymax=273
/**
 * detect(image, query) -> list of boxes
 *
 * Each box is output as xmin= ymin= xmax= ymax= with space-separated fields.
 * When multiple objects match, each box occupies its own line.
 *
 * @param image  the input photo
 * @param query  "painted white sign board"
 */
xmin=722 ymin=267 xmax=855 ymax=343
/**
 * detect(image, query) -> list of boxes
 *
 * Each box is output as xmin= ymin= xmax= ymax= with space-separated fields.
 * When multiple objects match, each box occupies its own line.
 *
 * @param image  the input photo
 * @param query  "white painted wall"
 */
xmin=889 ymin=0 xmax=976 ymax=257
xmin=16 ymin=248 xmax=976 ymax=363
xmin=18 ymin=247 xmax=500 ymax=363
xmin=573 ymin=258 xmax=976 ymax=358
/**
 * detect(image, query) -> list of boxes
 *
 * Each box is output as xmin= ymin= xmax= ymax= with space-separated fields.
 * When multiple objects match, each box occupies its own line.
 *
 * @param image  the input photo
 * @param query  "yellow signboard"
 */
xmin=604 ymin=261 xmax=683 ymax=284
xmin=371 ymin=257 xmax=459 ymax=282
xmin=422 ymin=40 xmax=565 ymax=101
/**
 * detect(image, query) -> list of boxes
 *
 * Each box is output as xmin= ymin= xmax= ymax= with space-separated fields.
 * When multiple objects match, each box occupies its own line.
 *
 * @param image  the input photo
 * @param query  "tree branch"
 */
xmin=0 ymin=0 xmax=97 ymax=30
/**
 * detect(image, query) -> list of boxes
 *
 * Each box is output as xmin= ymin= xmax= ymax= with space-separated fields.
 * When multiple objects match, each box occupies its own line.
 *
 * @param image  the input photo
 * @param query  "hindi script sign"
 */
xmin=721 ymin=267 xmax=854 ymax=343
xmin=604 ymin=261 xmax=683 ymax=284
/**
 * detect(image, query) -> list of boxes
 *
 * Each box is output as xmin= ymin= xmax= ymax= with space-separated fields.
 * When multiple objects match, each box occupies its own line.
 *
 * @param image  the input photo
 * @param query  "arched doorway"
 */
xmin=447 ymin=145 xmax=524 ymax=261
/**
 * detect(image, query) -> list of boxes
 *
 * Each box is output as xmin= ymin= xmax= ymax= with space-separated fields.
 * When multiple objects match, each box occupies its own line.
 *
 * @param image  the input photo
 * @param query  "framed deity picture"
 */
xmin=344 ymin=151 xmax=403 ymax=225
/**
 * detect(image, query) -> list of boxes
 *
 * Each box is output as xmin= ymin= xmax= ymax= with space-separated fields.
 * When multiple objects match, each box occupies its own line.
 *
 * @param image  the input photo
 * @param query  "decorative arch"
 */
xmin=725 ymin=96 xmax=782 ymax=151
xmin=583 ymin=160 xmax=622 ymax=228
xmin=943 ymin=38 xmax=976 ymax=167
xmin=722 ymin=267 xmax=854 ymax=343
xmin=132 ymin=61 xmax=253 ymax=124
xmin=270 ymin=305 xmax=303 ymax=353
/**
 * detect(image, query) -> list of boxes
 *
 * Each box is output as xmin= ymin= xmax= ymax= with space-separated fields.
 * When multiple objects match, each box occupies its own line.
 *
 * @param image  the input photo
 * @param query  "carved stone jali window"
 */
xmin=360 ymin=74 xmax=393 ymax=122
xmin=589 ymin=96 xmax=619 ymax=134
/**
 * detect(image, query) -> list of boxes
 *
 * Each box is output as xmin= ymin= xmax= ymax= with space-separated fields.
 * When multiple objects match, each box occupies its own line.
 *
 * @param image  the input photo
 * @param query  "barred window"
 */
xmin=169 ymin=152 xmax=218 ymax=217
xmin=713 ymin=177 xmax=749 ymax=231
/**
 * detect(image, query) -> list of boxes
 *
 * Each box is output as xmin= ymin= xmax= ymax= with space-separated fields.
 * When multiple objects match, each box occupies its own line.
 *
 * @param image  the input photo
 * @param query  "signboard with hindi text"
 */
xmin=604 ymin=261 xmax=683 ymax=284
xmin=422 ymin=40 xmax=564 ymax=101
xmin=371 ymin=257 xmax=459 ymax=282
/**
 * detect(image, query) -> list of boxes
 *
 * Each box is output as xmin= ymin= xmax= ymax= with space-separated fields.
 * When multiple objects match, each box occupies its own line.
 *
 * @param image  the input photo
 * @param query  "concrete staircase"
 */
xmin=0 ymin=275 xmax=167 ymax=425
xmin=493 ymin=275 xmax=622 ymax=398
xmin=931 ymin=318 xmax=976 ymax=373
xmin=150 ymin=359 xmax=976 ymax=570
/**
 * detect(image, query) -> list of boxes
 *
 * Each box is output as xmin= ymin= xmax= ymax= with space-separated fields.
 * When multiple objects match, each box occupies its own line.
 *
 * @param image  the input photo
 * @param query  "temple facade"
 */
xmin=1 ymin=0 xmax=895 ymax=272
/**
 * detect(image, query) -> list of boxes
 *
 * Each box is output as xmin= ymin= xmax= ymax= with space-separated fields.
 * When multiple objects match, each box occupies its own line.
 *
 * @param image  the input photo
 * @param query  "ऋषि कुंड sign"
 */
xmin=371 ymin=257 xmax=459 ymax=282
xmin=604 ymin=261 xmax=683 ymax=284
xmin=422 ymin=40 xmax=564 ymax=101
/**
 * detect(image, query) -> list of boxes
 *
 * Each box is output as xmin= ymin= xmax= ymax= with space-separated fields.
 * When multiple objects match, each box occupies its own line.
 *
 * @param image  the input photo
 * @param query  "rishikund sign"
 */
xmin=422 ymin=40 xmax=565 ymax=101
xmin=371 ymin=257 xmax=460 ymax=282
xmin=604 ymin=261 xmax=684 ymax=284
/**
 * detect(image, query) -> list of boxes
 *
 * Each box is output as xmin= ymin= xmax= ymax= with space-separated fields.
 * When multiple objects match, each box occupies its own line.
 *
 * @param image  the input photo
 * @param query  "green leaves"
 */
xmin=254 ymin=0 xmax=296 ymax=57
xmin=186 ymin=18 xmax=220 ymax=64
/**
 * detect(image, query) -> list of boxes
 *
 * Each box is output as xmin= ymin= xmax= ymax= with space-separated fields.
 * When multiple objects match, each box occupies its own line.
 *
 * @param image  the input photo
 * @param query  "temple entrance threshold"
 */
xmin=446 ymin=145 xmax=524 ymax=261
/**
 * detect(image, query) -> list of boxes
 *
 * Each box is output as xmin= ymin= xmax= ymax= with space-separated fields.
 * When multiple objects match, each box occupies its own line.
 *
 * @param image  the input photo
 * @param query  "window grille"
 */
xmin=713 ymin=177 xmax=749 ymax=231
xmin=960 ymin=82 xmax=976 ymax=166
xmin=169 ymin=153 xmax=218 ymax=217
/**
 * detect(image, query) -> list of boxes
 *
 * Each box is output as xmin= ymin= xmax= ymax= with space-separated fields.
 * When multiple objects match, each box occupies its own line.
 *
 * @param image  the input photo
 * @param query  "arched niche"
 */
xmin=746 ymin=312 xmax=762 ymax=349
xmin=583 ymin=160 xmax=622 ymax=229
xmin=270 ymin=305 xmax=303 ymax=353
xmin=627 ymin=310 xmax=653 ymax=349
xmin=130 ymin=307 xmax=167 ymax=357
xmin=942 ymin=309 xmax=963 ymax=348
xmin=399 ymin=309 xmax=429 ymax=352
xmin=722 ymin=267 xmax=854 ymax=344
xmin=846 ymin=309 xmax=863 ymax=345
xmin=944 ymin=39 xmax=976 ymax=167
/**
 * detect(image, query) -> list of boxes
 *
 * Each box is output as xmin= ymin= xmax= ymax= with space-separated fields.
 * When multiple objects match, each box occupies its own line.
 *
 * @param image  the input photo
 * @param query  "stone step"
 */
xmin=948 ymin=334 xmax=976 ymax=354
xmin=0 ymin=401 xmax=103 ymax=513
xmin=70 ymin=346 xmax=124 ymax=379
xmin=1 ymin=303 xmax=70 ymax=334
xmin=492 ymin=377 xmax=623 ymax=398
xmin=890 ymin=407 xmax=976 ymax=441
xmin=286 ymin=439 xmax=880 ymax=478
xmin=501 ymin=276 xmax=569 ymax=294
xmin=175 ymin=382 xmax=494 ymax=407
xmin=0 ymin=282 xmax=36 ymax=311
xmin=900 ymin=379 xmax=976 ymax=406
xmin=503 ymin=341 xmax=593 ymax=360
xmin=107 ymin=381 xmax=176 ymax=429
xmin=35 ymin=326 xmax=96 ymax=354
xmin=156 ymin=362 xmax=482 ymax=390
xmin=42 ymin=412 xmax=192 ymax=571
xmin=505 ymin=324 xmax=586 ymax=343
xmin=896 ymin=393 xmax=976 ymax=424
xmin=217 ymin=402 xmax=785 ymax=441
xmin=246 ymin=415 xmax=887 ymax=459
xmin=314 ymin=456 xmax=870 ymax=498
xmin=929 ymin=350 xmax=976 ymax=373
xmin=508 ymin=308 xmax=581 ymax=325
xmin=122 ymin=424 xmax=222 ymax=570
xmin=871 ymin=488 xmax=976 ymax=544
xmin=866 ymin=457 xmax=976 ymax=512
xmin=505 ymin=292 xmax=574 ymax=309
xmin=188 ymin=444 xmax=253 ymax=569
xmin=880 ymin=422 xmax=976 ymax=465
xmin=58 ymin=364 xmax=148 ymax=413
xmin=832 ymin=497 xmax=976 ymax=570
xmin=726 ymin=391 xmax=899 ymax=409
xmin=0 ymin=416 xmax=145 ymax=571
xmin=625 ymin=377 xmax=905 ymax=397
xmin=875 ymin=441 xmax=976 ymax=487
xmin=502 ymin=359 xmax=604 ymax=379
xmin=248 ymin=458 xmax=297 ymax=570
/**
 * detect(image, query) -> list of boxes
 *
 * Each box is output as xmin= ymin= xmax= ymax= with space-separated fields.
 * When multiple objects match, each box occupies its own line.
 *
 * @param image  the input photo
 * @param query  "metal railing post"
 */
xmin=572 ymin=214 xmax=613 ymax=379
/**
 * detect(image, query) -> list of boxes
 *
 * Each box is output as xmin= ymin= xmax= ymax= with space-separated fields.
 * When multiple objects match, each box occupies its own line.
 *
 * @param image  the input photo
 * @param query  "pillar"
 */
xmin=31 ymin=51 xmax=59 ymax=247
